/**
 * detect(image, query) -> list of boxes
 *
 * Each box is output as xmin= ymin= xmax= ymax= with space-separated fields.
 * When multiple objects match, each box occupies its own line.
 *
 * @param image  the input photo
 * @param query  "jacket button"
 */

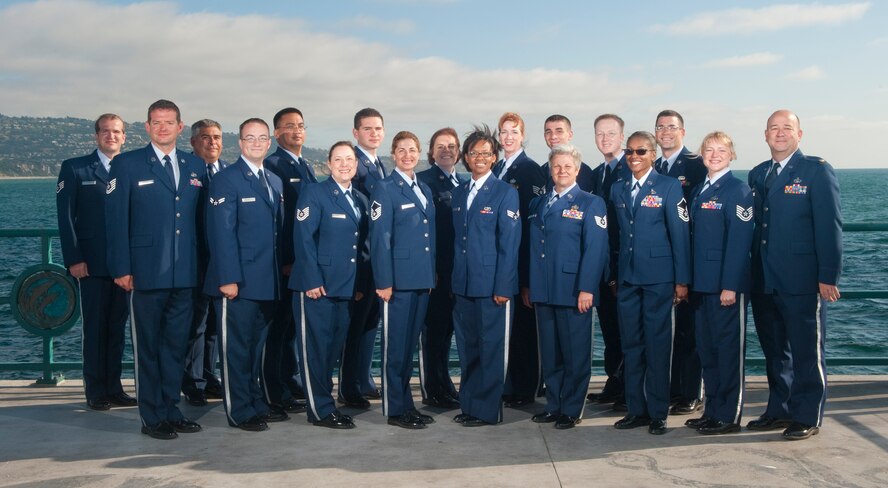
xmin=424 ymin=233 xmax=429 ymax=238
xmin=352 ymin=245 xmax=357 ymax=250
xmin=541 ymin=253 xmax=545 ymax=258
xmin=350 ymin=258 xmax=355 ymax=263
xmin=425 ymin=247 xmax=429 ymax=252
xmin=762 ymin=240 xmax=767 ymax=245
xmin=175 ymin=229 xmax=180 ymax=235
xmin=175 ymin=196 xmax=180 ymax=201
xmin=354 ymin=232 xmax=359 ymax=236
xmin=176 ymin=212 xmax=180 ymax=218
xmin=423 ymin=219 xmax=428 ymax=224
xmin=762 ymin=223 xmax=767 ymax=228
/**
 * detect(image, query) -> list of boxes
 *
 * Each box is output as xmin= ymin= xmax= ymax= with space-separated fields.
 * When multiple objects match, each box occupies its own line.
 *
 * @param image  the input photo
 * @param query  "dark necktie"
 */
xmin=162 ymin=155 xmax=176 ymax=188
xmin=604 ymin=164 xmax=612 ymax=184
xmin=258 ymin=168 xmax=272 ymax=201
xmin=493 ymin=159 xmax=505 ymax=178
xmin=411 ymin=181 xmax=428 ymax=209
xmin=764 ymin=161 xmax=781 ymax=191
xmin=300 ymin=157 xmax=317 ymax=182
xmin=344 ymin=189 xmax=359 ymax=218
xmin=375 ymin=159 xmax=385 ymax=178
xmin=631 ymin=181 xmax=641 ymax=205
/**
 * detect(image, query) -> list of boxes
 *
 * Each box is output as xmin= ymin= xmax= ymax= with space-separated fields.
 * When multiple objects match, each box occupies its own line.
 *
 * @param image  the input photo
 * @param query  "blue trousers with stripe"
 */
xmin=381 ymin=290 xmax=429 ymax=417
xmin=78 ymin=276 xmax=128 ymax=401
xmin=693 ymin=292 xmax=746 ymax=424
xmin=535 ymin=304 xmax=593 ymax=418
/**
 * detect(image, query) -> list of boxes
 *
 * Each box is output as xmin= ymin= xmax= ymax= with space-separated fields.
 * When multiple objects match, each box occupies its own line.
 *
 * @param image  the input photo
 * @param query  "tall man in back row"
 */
xmin=57 ymin=113 xmax=136 ymax=411
xmin=106 ymin=99 xmax=206 ymax=440
xmin=653 ymin=109 xmax=706 ymax=415
xmin=747 ymin=109 xmax=842 ymax=440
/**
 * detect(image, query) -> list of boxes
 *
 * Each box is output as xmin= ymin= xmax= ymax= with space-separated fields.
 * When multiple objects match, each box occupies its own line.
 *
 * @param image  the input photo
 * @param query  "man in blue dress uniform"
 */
xmin=653 ymin=109 xmax=707 ymax=416
xmin=527 ymin=144 xmax=609 ymax=430
xmin=610 ymin=131 xmax=690 ymax=435
xmin=106 ymin=99 xmax=205 ymax=439
xmin=539 ymin=115 xmax=596 ymax=192
xmin=262 ymin=107 xmax=315 ymax=414
xmin=182 ymin=119 xmax=228 ymax=407
xmin=746 ymin=110 xmax=842 ymax=440
xmin=417 ymin=128 xmax=465 ymax=410
xmin=291 ymin=142 xmax=368 ymax=430
xmin=57 ymin=113 xmax=135 ymax=411
xmin=586 ymin=114 xmax=630 ymax=408
xmin=340 ymin=108 xmax=387 ymax=408
xmin=451 ymin=125 xmax=521 ymax=426
xmin=370 ymin=131 xmax=437 ymax=429
xmin=686 ymin=131 xmax=754 ymax=435
xmin=205 ymin=118 xmax=287 ymax=432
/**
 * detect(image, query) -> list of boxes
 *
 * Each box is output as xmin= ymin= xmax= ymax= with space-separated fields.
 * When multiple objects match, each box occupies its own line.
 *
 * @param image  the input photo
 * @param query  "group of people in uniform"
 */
xmin=56 ymin=99 xmax=841 ymax=441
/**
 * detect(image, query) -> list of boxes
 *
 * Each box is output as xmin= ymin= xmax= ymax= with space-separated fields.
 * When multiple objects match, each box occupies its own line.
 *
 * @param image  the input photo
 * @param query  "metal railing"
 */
xmin=2 ymin=224 xmax=887 ymax=383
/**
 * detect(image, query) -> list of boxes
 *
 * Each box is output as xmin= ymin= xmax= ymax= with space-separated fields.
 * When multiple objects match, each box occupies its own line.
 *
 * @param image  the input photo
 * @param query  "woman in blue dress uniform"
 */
xmin=451 ymin=125 xmax=521 ymax=426
xmin=290 ymin=142 xmax=369 ymax=429
xmin=526 ymin=144 xmax=609 ymax=429
xmin=685 ymin=131 xmax=754 ymax=435
xmin=369 ymin=131 xmax=437 ymax=429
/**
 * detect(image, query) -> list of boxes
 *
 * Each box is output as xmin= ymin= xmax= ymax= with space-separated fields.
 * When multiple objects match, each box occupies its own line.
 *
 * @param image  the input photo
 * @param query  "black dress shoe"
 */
xmin=649 ymin=419 xmax=668 ymax=435
xmin=87 ymin=398 xmax=111 ymax=411
xmin=698 ymin=420 xmax=741 ymax=435
xmin=587 ymin=389 xmax=622 ymax=404
xmin=453 ymin=413 xmax=470 ymax=423
xmin=204 ymin=382 xmax=224 ymax=399
xmin=171 ymin=418 xmax=202 ymax=433
xmin=261 ymin=407 xmax=290 ymax=423
xmin=531 ymin=411 xmax=559 ymax=423
xmin=107 ymin=392 xmax=137 ymax=407
xmin=746 ymin=415 xmax=793 ymax=431
xmin=684 ymin=416 xmax=712 ymax=429
xmin=612 ymin=398 xmax=628 ymax=412
xmin=338 ymin=396 xmax=371 ymax=409
xmin=614 ymin=415 xmax=652 ymax=429
xmin=388 ymin=413 xmax=427 ymax=429
xmin=422 ymin=394 xmax=460 ymax=410
xmin=409 ymin=409 xmax=435 ymax=424
xmin=333 ymin=410 xmax=353 ymax=423
xmin=183 ymin=390 xmax=208 ymax=407
xmin=461 ymin=416 xmax=491 ymax=427
xmin=783 ymin=422 xmax=819 ymax=440
xmin=670 ymin=398 xmax=702 ymax=415
xmin=313 ymin=412 xmax=355 ymax=429
xmin=555 ymin=415 xmax=581 ymax=430
xmin=503 ymin=396 xmax=534 ymax=408
xmin=142 ymin=421 xmax=177 ymax=440
xmin=280 ymin=397 xmax=307 ymax=413
xmin=237 ymin=415 xmax=269 ymax=432
xmin=363 ymin=388 xmax=381 ymax=400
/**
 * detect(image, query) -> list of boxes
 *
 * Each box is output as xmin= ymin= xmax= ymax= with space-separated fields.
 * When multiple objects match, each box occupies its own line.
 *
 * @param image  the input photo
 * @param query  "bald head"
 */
xmin=765 ymin=109 xmax=803 ymax=161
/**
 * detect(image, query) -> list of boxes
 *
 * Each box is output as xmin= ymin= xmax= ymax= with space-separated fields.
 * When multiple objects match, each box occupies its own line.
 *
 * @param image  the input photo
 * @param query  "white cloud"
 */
xmin=705 ymin=52 xmax=783 ymax=68
xmin=785 ymin=65 xmax=826 ymax=80
xmin=652 ymin=2 xmax=870 ymax=35
xmin=0 ymin=0 xmax=663 ymax=155
xmin=336 ymin=15 xmax=416 ymax=35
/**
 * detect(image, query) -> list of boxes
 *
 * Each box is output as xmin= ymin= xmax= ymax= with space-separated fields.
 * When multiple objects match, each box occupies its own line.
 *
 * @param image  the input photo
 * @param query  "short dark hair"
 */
xmin=627 ymin=131 xmax=658 ymax=151
xmin=353 ymin=108 xmax=384 ymax=130
xmin=239 ymin=117 xmax=269 ymax=137
xmin=191 ymin=119 xmax=221 ymax=135
xmin=594 ymin=113 xmax=624 ymax=131
xmin=427 ymin=127 xmax=460 ymax=165
xmin=328 ymin=140 xmax=356 ymax=161
xmin=655 ymin=109 xmax=684 ymax=128
xmin=460 ymin=124 xmax=501 ymax=172
xmin=94 ymin=113 xmax=125 ymax=134
xmin=544 ymin=114 xmax=571 ymax=128
xmin=147 ymin=99 xmax=181 ymax=123
xmin=273 ymin=107 xmax=304 ymax=129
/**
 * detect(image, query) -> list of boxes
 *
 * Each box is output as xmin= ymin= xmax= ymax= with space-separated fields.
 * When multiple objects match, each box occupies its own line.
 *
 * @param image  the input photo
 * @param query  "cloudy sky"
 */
xmin=1 ymin=0 xmax=885 ymax=168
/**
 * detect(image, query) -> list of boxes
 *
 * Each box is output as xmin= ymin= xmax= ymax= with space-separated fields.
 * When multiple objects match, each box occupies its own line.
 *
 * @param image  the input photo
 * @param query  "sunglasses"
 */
xmin=624 ymin=148 xmax=653 ymax=156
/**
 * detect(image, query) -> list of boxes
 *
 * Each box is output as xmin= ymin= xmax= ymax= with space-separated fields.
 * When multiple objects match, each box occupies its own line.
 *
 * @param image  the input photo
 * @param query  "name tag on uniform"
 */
xmin=331 ymin=213 xmax=347 ymax=219
xmin=290 ymin=178 xmax=301 ymax=183
xmin=81 ymin=180 xmax=97 ymax=186
xmin=401 ymin=203 xmax=415 ymax=210
xmin=138 ymin=179 xmax=154 ymax=186
xmin=241 ymin=197 xmax=256 ymax=203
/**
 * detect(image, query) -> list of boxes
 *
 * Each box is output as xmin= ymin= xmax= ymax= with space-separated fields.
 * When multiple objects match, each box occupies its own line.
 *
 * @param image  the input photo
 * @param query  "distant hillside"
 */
xmin=0 ymin=114 xmax=331 ymax=177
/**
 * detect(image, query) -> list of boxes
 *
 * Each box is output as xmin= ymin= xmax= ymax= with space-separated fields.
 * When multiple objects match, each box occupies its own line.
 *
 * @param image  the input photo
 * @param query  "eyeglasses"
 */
xmin=467 ymin=151 xmax=494 ymax=158
xmin=281 ymin=124 xmax=306 ymax=132
xmin=624 ymin=148 xmax=653 ymax=156
xmin=655 ymin=125 xmax=681 ymax=132
xmin=241 ymin=136 xmax=270 ymax=144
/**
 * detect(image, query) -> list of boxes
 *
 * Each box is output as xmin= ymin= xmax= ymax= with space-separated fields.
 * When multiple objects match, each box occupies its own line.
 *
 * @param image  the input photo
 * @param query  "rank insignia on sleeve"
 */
xmin=297 ymin=206 xmax=310 ymax=221
xmin=106 ymin=178 xmax=116 ymax=194
xmin=562 ymin=208 xmax=584 ymax=220
xmin=56 ymin=181 xmax=64 ymax=193
xmin=532 ymin=185 xmax=546 ymax=196
xmin=677 ymin=198 xmax=689 ymax=222
xmin=736 ymin=205 xmax=753 ymax=222
xmin=370 ymin=201 xmax=382 ymax=221
xmin=210 ymin=197 xmax=226 ymax=206
xmin=506 ymin=209 xmax=519 ymax=220
xmin=595 ymin=215 xmax=607 ymax=228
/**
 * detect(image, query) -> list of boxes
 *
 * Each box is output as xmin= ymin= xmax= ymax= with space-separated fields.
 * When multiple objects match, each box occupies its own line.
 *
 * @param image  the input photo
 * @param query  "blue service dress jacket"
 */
xmin=689 ymin=172 xmax=754 ymax=294
xmin=658 ymin=147 xmax=707 ymax=200
xmin=748 ymin=150 xmax=842 ymax=294
xmin=352 ymin=147 xmax=386 ymax=198
xmin=264 ymin=147 xmax=317 ymax=267
xmin=451 ymin=176 xmax=521 ymax=298
xmin=57 ymin=150 xmax=113 ymax=276
xmin=497 ymin=150 xmax=547 ymax=287
xmin=417 ymin=166 xmax=467 ymax=286
xmin=203 ymin=158 xmax=284 ymax=301
xmin=610 ymin=171 xmax=691 ymax=286
xmin=289 ymin=178 xmax=370 ymax=299
xmin=369 ymin=172 xmax=436 ymax=290
xmin=105 ymin=144 xmax=206 ymax=289
xmin=527 ymin=186 xmax=609 ymax=306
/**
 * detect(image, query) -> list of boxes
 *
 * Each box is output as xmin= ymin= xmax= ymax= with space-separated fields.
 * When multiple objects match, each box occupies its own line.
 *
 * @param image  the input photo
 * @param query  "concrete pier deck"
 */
xmin=1 ymin=376 xmax=887 ymax=487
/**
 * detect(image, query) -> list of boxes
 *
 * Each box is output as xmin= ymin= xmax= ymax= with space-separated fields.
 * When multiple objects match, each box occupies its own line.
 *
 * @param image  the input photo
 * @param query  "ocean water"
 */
xmin=1 ymin=170 xmax=887 ymax=379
